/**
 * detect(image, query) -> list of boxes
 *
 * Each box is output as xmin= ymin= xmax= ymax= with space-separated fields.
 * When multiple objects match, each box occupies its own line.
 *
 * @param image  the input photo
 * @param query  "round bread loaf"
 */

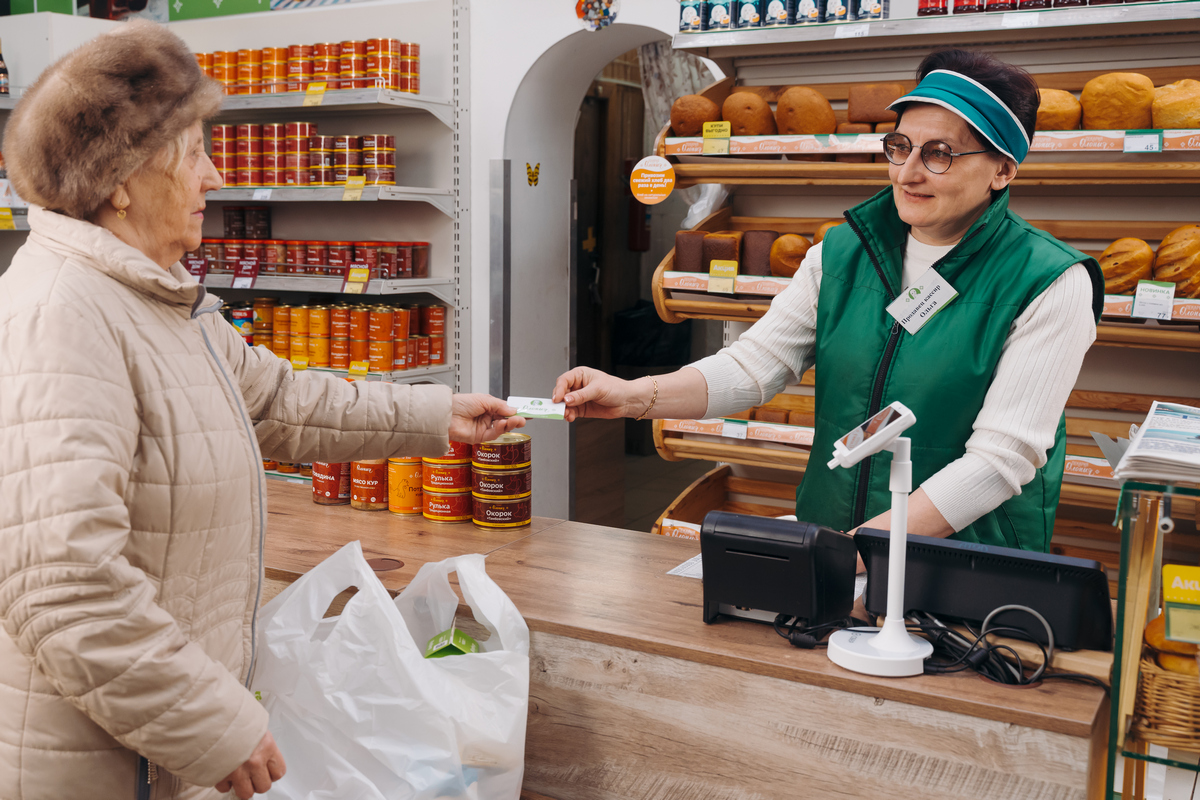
xmin=670 ymin=94 xmax=721 ymax=137
xmin=721 ymin=92 xmax=777 ymax=136
xmin=1154 ymin=224 xmax=1200 ymax=299
xmin=769 ymin=234 xmax=812 ymax=278
xmin=1152 ymin=79 xmax=1200 ymax=130
xmin=1099 ymin=238 xmax=1154 ymax=295
xmin=1157 ymin=651 xmax=1199 ymax=677
xmin=1035 ymin=88 xmax=1081 ymax=131
xmin=775 ymin=86 xmax=836 ymax=135
xmin=813 ymin=220 xmax=842 ymax=244
xmin=1081 ymin=72 xmax=1154 ymax=130
xmin=1145 ymin=614 xmax=1199 ymax=657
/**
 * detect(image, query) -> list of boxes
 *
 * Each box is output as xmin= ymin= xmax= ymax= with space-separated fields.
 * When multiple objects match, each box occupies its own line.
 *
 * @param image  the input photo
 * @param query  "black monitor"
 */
xmin=856 ymin=528 xmax=1113 ymax=651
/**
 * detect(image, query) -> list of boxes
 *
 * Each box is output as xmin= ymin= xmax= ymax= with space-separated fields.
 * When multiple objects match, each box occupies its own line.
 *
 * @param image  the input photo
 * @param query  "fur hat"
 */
xmin=4 ymin=20 xmax=222 ymax=220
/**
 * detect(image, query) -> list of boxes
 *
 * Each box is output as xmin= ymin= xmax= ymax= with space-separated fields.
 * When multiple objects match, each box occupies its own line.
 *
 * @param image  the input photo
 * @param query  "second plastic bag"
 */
xmin=251 ymin=541 xmax=530 ymax=800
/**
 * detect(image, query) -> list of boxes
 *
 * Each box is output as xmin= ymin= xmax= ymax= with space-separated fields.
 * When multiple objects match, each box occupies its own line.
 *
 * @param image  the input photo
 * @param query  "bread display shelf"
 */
xmin=661 ymin=129 xmax=1200 ymax=158
xmin=1103 ymin=295 xmax=1200 ymax=322
xmin=670 ymin=161 xmax=1200 ymax=188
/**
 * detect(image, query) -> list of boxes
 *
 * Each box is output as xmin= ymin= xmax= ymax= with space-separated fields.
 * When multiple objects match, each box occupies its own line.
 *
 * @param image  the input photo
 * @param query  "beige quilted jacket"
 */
xmin=0 ymin=207 xmax=452 ymax=800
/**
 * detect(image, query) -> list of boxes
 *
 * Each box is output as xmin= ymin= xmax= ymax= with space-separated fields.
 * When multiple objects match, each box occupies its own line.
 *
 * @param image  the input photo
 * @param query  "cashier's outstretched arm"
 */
xmin=553 ymin=366 xmax=710 ymax=422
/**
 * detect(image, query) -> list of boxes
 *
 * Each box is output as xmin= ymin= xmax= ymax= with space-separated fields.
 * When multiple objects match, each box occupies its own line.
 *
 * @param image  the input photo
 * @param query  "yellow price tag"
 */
xmin=303 ymin=81 xmax=327 ymax=107
xmin=702 ymin=120 xmax=732 ymax=155
xmin=0 ymin=209 xmax=14 ymax=231
xmin=708 ymin=258 xmax=738 ymax=294
xmin=343 ymin=281 xmax=366 ymax=294
xmin=348 ymin=360 xmax=370 ymax=379
xmin=290 ymin=356 xmax=308 ymax=370
xmin=347 ymin=267 xmax=370 ymax=283
xmin=702 ymin=121 xmax=732 ymax=138
xmin=341 ymin=176 xmax=366 ymax=202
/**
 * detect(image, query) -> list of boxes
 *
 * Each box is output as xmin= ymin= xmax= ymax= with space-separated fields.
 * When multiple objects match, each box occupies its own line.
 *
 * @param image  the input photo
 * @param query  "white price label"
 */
xmin=232 ymin=276 xmax=255 ymax=289
xmin=252 ymin=188 xmax=273 ymax=200
xmin=1131 ymin=280 xmax=1175 ymax=321
xmin=721 ymin=419 xmax=748 ymax=440
xmin=1124 ymin=132 xmax=1163 ymax=153
xmin=834 ymin=23 xmax=870 ymax=39
xmin=1001 ymin=12 xmax=1039 ymax=28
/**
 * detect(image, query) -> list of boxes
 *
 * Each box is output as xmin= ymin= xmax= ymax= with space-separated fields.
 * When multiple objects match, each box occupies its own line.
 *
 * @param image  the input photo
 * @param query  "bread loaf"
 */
xmin=788 ymin=410 xmax=815 ymax=427
xmin=1145 ymin=614 xmax=1199 ymax=657
xmin=703 ymin=231 xmax=744 ymax=272
xmin=1081 ymin=73 xmax=1154 ymax=130
xmin=1157 ymin=651 xmax=1199 ymax=677
xmin=722 ymin=92 xmax=777 ymax=136
xmin=1152 ymin=79 xmax=1200 ymax=130
xmin=674 ymin=230 xmax=708 ymax=272
xmin=836 ymin=122 xmax=874 ymax=163
xmin=1099 ymin=238 xmax=1154 ymax=295
xmin=742 ymin=230 xmax=780 ymax=276
xmin=769 ymin=234 xmax=812 ymax=278
xmin=754 ymin=407 xmax=789 ymax=424
xmin=775 ymin=86 xmax=836 ymax=135
xmin=670 ymin=94 xmax=722 ymax=137
xmin=1035 ymin=88 xmax=1081 ymax=131
xmin=847 ymin=83 xmax=907 ymax=124
xmin=1154 ymin=224 xmax=1200 ymax=299
xmin=813 ymin=220 xmax=842 ymax=244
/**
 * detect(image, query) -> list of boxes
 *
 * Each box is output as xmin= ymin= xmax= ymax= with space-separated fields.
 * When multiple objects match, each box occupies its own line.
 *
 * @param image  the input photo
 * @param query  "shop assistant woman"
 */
xmin=555 ymin=49 xmax=1104 ymax=553
xmin=0 ymin=22 xmax=522 ymax=800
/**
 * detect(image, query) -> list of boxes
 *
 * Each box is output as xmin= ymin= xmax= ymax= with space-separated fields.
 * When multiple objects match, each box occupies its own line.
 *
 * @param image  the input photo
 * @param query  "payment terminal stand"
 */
xmin=825 ymin=401 xmax=934 ymax=677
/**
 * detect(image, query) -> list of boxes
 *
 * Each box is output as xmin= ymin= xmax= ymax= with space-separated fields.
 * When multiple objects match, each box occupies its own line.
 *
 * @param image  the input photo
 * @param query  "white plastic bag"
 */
xmin=251 ymin=541 xmax=529 ymax=800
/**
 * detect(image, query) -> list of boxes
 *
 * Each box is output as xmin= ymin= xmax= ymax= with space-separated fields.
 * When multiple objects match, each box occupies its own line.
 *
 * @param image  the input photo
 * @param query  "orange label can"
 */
xmin=349 ymin=307 xmax=370 ymax=339
xmin=331 ymin=337 xmax=350 ymax=369
xmin=290 ymin=305 xmax=310 ymax=336
xmin=387 ymin=457 xmax=422 ymax=514
xmin=331 ymin=305 xmax=351 ymax=338
xmin=308 ymin=335 xmax=331 ymax=367
xmin=368 ymin=306 xmax=394 ymax=340
xmin=349 ymin=339 xmax=369 ymax=364
xmin=368 ymin=339 xmax=394 ymax=373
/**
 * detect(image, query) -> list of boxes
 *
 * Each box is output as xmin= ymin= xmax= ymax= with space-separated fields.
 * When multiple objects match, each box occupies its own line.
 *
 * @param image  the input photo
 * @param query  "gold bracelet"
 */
xmin=635 ymin=379 xmax=659 ymax=421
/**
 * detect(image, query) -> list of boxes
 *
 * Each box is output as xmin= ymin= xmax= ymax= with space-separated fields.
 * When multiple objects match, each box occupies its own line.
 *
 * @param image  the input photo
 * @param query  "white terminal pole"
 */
xmin=827 ymin=432 xmax=933 ymax=677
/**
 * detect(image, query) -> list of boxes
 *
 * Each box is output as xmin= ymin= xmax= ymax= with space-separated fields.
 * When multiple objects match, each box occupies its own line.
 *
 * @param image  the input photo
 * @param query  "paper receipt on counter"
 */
xmin=507 ymin=396 xmax=566 ymax=420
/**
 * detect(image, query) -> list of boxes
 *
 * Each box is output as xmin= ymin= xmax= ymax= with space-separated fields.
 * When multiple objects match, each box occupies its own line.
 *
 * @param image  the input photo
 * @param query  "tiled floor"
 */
xmin=623 ymin=453 xmax=715 ymax=532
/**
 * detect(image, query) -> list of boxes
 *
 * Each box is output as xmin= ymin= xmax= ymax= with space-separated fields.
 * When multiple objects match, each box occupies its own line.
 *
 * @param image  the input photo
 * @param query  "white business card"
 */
xmin=507 ymin=396 xmax=566 ymax=420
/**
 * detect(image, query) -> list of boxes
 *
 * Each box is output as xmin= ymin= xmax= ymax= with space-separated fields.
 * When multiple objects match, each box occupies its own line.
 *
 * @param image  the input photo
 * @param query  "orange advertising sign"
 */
xmin=630 ymin=155 xmax=676 ymax=205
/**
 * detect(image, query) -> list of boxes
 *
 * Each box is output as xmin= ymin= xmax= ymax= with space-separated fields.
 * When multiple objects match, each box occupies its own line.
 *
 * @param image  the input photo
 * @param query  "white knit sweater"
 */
xmin=692 ymin=235 xmax=1096 ymax=532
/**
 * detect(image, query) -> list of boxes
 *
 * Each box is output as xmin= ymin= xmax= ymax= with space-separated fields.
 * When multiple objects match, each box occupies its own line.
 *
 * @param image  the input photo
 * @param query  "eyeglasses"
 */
xmin=882 ymin=132 xmax=988 ymax=174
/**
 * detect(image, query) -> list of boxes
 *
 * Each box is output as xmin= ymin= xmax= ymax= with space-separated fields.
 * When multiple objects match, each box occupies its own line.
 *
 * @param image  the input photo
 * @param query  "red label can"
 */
xmin=472 ymin=494 xmax=532 ymax=528
xmin=312 ymin=461 xmax=350 ymax=505
xmin=472 ymin=466 xmax=532 ymax=499
xmin=429 ymin=336 xmax=445 ymax=365
xmin=420 ymin=305 xmax=446 ymax=336
xmin=422 ymin=461 xmax=471 ymax=492
xmin=472 ymin=433 xmax=532 ymax=469
xmin=350 ymin=460 xmax=388 ymax=511
xmin=331 ymin=305 xmax=351 ymax=337
xmin=423 ymin=490 xmax=472 ymax=523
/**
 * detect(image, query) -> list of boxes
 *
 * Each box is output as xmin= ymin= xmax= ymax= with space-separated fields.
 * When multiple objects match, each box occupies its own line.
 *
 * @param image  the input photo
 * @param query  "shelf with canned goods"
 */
xmin=202 ymin=275 xmax=456 ymax=305
xmin=205 ymin=186 xmax=455 ymax=218
xmin=215 ymin=88 xmax=453 ymax=128
xmin=305 ymin=363 xmax=454 ymax=386
xmin=651 ymin=208 xmax=1200 ymax=353
xmin=672 ymin=1 xmax=1200 ymax=59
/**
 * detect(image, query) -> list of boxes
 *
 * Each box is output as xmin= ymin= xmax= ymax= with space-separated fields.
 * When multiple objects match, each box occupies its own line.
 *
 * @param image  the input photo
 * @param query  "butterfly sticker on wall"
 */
xmin=526 ymin=163 xmax=540 ymax=187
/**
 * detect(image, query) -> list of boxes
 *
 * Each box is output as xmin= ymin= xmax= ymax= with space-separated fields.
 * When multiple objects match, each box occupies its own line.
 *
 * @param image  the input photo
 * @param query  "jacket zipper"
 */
xmin=135 ymin=756 xmax=154 ymax=800
xmin=197 ymin=313 xmax=266 ymax=687
xmin=844 ymin=215 xmax=987 ymax=528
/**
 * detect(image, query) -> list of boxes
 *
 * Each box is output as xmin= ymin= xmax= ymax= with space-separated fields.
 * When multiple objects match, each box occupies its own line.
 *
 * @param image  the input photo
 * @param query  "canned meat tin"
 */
xmin=422 ymin=461 xmax=470 ymax=493
xmin=387 ymin=458 xmax=422 ymax=514
xmin=472 ymin=433 xmax=531 ymax=469
xmin=472 ymin=494 xmax=532 ymax=528
xmin=423 ymin=489 xmax=472 ymax=522
xmin=350 ymin=459 xmax=387 ymax=511
xmin=471 ymin=466 xmax=531 ymax=499
xmin=425 ymin=441 xmax=473 ymax=464
xmin=312 ymin=461 xmax=350 ymax=505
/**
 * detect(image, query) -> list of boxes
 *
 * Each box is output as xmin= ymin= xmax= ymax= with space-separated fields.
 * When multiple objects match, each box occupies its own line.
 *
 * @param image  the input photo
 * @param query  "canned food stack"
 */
xmin=288 ymin=122 xmax=315 ymax=186
xmin=361 ymin=134 xmax=396 ymax=185
xmin=211 ymin=124 xmax=235 ymax=186
xmin=422 ymin=442 xmax=473 ymax=522
xmin=308 ymin=305 xmax=332 ymax=367
xmin=252 ymin=297 xmax=276 ymax=349
xmin=312 ymin=461 xmax=350 ymax=505
xmin=350 ymin=459 xmax=388 ymax=510
xmin=332 ymin=135 xmax=362 ymax=186
xmin=236 ymin=124 xmax=262 ymax=187
xmin=289 ymin=304 xmax=309 ymax=365
xmin=272 ymin=304 xmax=291 ymax=360
xmin=368 ymin=305 xmax=394 ymax=373
xmin=309 ymin=134 xmax=335 ymax=186
xmin=198 ymin=38 xmax=419 ymax=95
xmin=472 ymin=433 xmax=532 ymax=528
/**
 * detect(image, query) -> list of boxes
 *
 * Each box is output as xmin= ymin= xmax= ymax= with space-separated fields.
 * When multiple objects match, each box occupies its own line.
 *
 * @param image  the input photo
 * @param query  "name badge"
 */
xmin=885 ymin=267 xmax=959 ymax=335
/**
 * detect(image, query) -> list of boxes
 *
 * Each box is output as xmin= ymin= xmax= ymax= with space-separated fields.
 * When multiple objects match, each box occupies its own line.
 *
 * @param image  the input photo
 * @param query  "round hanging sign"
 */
xmin=629 ymin=155 xmax=675 ymax=205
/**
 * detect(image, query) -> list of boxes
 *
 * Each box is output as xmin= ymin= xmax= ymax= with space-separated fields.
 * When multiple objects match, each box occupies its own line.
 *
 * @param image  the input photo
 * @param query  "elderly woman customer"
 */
xmin=0 ymin=22 xmax=520 ymax=800
xmin=556 ymin=49 xmax=1105 ymax=554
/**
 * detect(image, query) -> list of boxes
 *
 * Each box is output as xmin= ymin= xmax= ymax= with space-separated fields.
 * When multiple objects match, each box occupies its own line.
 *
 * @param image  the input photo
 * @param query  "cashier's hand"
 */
xmin=450 ymin=394 xmax=525 ymax=443
xmin=553 ymin=367 xmax=639 ymax=422
xmin=216 ymin=732 xmax=285 ymax=799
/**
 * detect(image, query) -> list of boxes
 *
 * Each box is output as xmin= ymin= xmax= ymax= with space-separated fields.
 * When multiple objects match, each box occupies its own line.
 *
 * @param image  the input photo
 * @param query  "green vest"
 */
xmin=794 ymin=188 xmax=1103 ymax=551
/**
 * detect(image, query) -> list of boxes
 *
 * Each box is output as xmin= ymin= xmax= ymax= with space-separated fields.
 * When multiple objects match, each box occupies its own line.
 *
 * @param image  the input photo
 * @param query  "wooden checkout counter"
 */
xmin=261 ymin=481 xmax=1110 ymax=800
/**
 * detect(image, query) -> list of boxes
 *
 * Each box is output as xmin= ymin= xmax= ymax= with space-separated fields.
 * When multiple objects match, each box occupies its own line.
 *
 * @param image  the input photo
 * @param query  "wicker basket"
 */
xmin=1132 ymin=654 xmax=1200 ymax=752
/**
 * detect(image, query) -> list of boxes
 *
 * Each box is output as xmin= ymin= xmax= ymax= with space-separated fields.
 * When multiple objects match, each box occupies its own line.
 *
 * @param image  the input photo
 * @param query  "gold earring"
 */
xmin=117 ymin=208 xmax=127 ymax=220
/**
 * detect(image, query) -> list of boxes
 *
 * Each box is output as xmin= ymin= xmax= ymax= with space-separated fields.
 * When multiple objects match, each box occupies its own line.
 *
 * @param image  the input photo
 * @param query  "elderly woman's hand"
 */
xmin=216 ymin=731 xmax=286 ymax=799
xmin=449 ymin=394 xmax=525 ymax=444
